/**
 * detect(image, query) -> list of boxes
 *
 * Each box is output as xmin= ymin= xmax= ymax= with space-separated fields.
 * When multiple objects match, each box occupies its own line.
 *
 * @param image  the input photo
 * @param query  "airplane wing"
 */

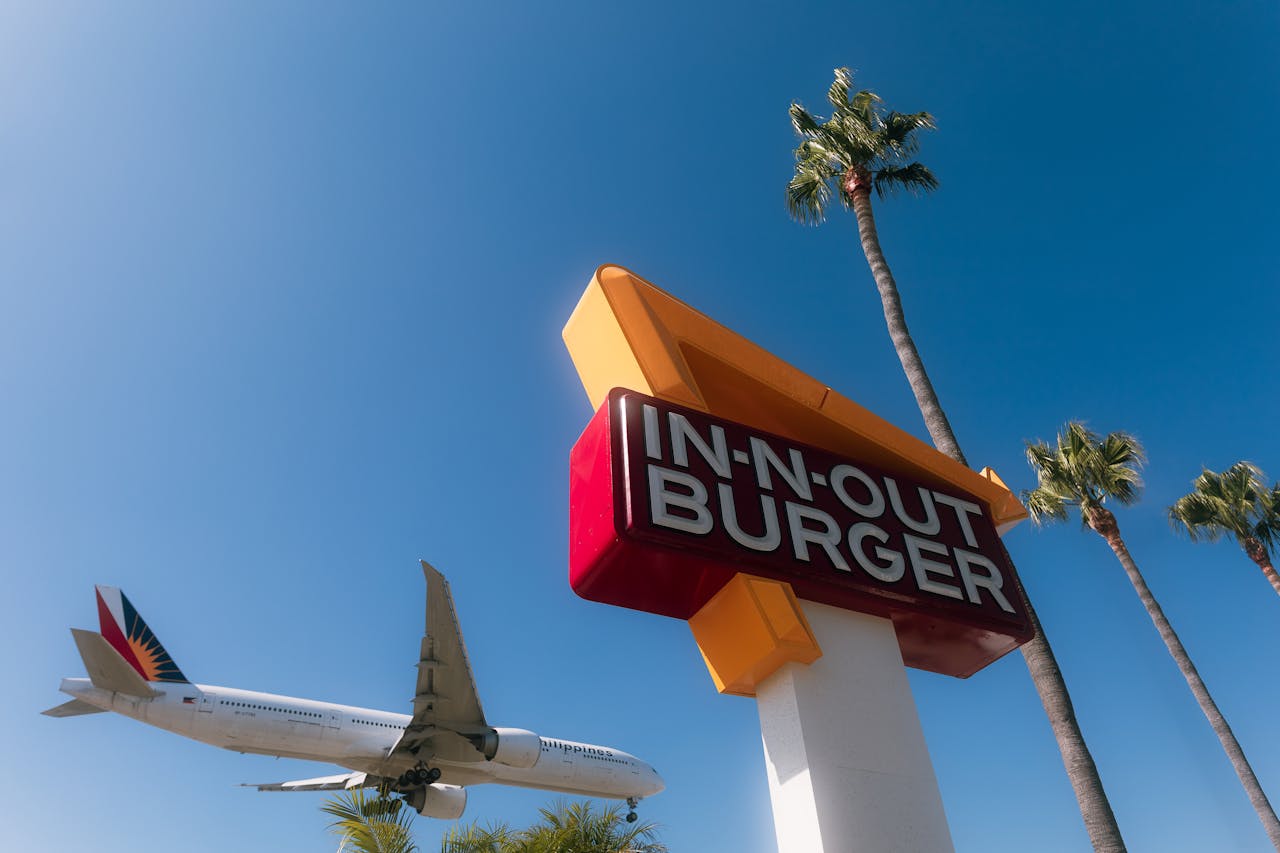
xmin=244 ymin=771 xmax=371 ymax=792
xmin=391 ymin=562 xmax=490 ymax=763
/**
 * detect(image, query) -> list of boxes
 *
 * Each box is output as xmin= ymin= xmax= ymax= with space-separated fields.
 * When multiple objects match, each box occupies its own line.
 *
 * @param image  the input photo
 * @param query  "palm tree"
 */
xmin=323 ymin=788 xmax=419 ymax=853
xmin=787 ymin=68 xmax=1127 ymax=852
xmin=1169 ymin=462 xmax=1280 ymax=596
xmin=1024 ymin=422 xmax=1280 ymax=848
xmin=441 ymin=801 xmax=665 ymax=853
xmin=786 ymin=67 xmax=960 ymax=461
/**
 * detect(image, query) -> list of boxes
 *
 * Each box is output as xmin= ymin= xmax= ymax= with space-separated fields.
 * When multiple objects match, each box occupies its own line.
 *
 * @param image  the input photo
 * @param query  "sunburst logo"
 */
xmin=121 ymin=594 xmax=189 ymax=683
xmin=126 ymin=632 xmax=173 ymax=681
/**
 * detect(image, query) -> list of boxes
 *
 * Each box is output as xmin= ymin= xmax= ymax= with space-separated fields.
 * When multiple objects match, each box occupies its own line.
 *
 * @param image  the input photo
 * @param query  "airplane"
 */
xmin=44 ymin=561 xmax=664 ymax=822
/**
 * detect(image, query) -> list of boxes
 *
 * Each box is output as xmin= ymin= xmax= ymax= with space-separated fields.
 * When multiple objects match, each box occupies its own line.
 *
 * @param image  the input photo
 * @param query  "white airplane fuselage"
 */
xmin=58 ymin=677 xmax=663 ymax=800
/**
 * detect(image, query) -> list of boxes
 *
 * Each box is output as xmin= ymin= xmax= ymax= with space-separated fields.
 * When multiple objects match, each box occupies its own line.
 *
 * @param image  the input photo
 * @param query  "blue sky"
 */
xmin=3 ymin=1 xmax=1278 ymax=850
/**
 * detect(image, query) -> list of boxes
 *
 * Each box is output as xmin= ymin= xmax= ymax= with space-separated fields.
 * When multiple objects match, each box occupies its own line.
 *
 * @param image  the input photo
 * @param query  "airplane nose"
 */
xmin=646 ymin=764 xmax=665 ymax=795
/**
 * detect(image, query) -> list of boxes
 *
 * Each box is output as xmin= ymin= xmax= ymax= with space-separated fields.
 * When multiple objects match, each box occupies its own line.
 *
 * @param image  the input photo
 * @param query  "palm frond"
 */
xmin=1093 ymin=430 xmax=1145 ymax=506
xmin=440 ymin=821 xmax=515 ymax=853
xmin=880 ymin=110 xmax=936 ymax=157
xmin=1169 ymin=491 xmax=1234 ymax=543
xmin=798 ymin=139 xmax=834 ymax=161
xmin=1023 ymin=487 xmax=1070 ymax=525
xmin=788 ymin=101 xmax=861 ymax=172
xmin=849 ymin=88 xmax=879 ymax=128
xmin=789 ymin=102 xmax=823 ymax=137
xmin=1260 ymin=485 xmax=1280 ymax=550
xmin=873 ymin=162 xmax=938 ymax=199
xmin=826 ymin=67 xmax=854 ymax=112
xmin=786 ymin=157 xmax=835 ymax=225
xmin=812 ymin=121 xmax=862 ymax=169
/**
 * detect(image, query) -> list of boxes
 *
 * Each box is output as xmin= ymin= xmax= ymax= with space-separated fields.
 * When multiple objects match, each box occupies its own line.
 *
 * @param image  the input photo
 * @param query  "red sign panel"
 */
xmin=569 ymin=388 xmax=1034 ymax=677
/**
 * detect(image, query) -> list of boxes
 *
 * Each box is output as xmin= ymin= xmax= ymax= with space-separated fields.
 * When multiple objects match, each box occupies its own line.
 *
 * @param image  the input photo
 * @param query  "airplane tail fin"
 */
xmin=95 ymin=586 xmax=190 ymax=684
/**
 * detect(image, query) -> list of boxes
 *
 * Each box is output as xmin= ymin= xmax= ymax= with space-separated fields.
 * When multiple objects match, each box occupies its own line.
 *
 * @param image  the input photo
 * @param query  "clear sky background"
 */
xmin=3 ymin=2 xmax=1278 ymax=851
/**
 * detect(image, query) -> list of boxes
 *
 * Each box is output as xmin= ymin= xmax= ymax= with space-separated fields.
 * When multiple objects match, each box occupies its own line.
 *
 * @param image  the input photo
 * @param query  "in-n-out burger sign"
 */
xmin=569 ymin=388 xmax=1033 ymax=677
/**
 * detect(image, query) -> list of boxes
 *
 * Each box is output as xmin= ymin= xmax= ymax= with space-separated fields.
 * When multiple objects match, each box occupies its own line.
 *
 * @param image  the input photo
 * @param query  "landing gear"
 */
xmin=398 ymin=766 xmax=442 ymax=787
xmin=626 ymin=797 xmax=639 ymax=823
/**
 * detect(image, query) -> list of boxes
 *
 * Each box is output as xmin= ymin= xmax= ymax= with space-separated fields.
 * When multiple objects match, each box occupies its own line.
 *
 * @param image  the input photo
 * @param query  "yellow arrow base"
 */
xmin=688 ymin=574 xmax=822 ymax=697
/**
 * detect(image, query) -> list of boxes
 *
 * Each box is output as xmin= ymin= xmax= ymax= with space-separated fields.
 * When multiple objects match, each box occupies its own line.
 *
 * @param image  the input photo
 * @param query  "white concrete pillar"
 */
xmin=756 ymin=601 xmax=954 ymax=853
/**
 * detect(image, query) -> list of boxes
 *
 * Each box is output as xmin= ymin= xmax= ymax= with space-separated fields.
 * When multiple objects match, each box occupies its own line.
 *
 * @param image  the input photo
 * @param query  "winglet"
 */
xmin=95 ymin=586 xmax=189 ymax=683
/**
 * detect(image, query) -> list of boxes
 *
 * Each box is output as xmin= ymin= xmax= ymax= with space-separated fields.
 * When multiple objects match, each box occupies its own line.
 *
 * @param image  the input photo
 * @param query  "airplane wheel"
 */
xmin=626 ymin=812 xmax=638 ymax=823
xmin=425 ymin=768 xmax=442 ymax=784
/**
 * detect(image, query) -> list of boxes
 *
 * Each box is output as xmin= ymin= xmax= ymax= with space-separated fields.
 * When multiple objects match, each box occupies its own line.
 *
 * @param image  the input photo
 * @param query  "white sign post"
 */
xmin=756 ymin=602 xmax=954 ymax=853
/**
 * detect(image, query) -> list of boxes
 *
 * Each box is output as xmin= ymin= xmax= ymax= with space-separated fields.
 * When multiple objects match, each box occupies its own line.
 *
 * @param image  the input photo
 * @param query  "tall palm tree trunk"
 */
xmin=847 ymin=183 xmax=966 ymax=465
xmin=1020 ymin=593 xmax=1127 ymax=851
xmin=846 ymin=181 xmax=1127 ymax=851
xmin=1243 ymin=537 xmax=1280 ymax=598
xmin=1089 ymin=507 xmax=1280 ymax=848
xmin=1262 ymin=564 xmax=1280 ymax=597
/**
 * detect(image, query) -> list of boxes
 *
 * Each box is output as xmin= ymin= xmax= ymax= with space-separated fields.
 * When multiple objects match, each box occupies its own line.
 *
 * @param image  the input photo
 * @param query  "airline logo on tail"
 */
xmin=95 ymin=586 xmax=189 ymax=683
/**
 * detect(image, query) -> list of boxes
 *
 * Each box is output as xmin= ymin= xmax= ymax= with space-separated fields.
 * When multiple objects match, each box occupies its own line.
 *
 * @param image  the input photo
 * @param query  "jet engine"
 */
xmin=469 ymin=727 xmax=542 ymax=769
xmin=406 ymin=783 xmax=467 ymax=820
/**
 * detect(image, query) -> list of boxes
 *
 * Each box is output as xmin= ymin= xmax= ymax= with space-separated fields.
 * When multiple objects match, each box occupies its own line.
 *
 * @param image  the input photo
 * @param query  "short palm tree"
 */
xmin=788 ymin=68 xmax=1125 ymax=852
xmin=323 ymin=788 xmax=419 ymax=853
xmin=439 ymin=821 xmax=514 ymax=853
xmin=1169 ymin=462 xmax=1280 ymax=596
xmin=441 ymin=801 xmax=665 ymax=853
xmin=1025 ymin=422 xmax=1280 ymax=847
